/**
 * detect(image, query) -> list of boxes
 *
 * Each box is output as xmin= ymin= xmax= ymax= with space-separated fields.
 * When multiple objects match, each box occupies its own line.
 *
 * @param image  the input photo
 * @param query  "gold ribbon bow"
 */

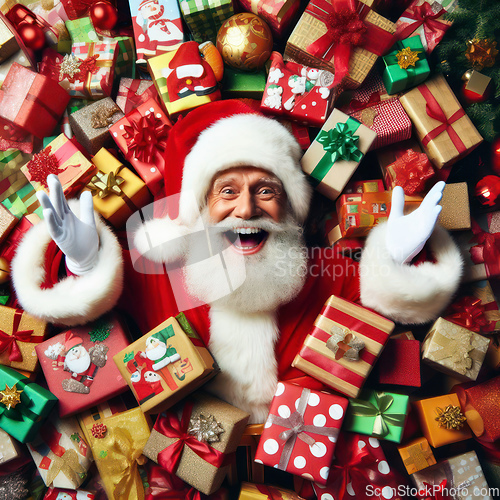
xmin=326 ymin=325 xmax=365 ymax=361
xmin=430 ymin=329 xmax=476 ymax=375
xmin=46 ymin=448 xmax=86 ymax=486
xmin=88 ymin=166 xmax=125 ymax=199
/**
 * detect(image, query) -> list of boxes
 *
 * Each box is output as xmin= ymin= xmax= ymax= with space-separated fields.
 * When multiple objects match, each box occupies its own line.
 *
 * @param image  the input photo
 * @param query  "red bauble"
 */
xmin=90 ymin=1 xmax=118 ymax=30
xmin=18 ymin=23 xmax=45 ymax=51
xmin=461 ymin=81 xmax=490 ymax=104
xmin=492 ymin=136 xmax=500 ymax=175
xmin=475 ymin=175 xmax=500 ymax=207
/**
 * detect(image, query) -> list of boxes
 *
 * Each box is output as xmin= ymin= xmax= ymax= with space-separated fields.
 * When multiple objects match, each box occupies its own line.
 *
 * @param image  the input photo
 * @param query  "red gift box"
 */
xmin=378 ymin=338 xmax=421 ymax=387
xmin=116 ymin=78 xmax=158 ymax=115
xmin=0 ymin=63 xmax=70 ymax=140
xmin=35 ymin=314 xmax=131 ymax=418
xmin=468 ymin=219 xmax=500 ymax=281
xmin=261 ymin=52 xmax=336 ymax=128
xmin=254 ymin=382 xmax=348 ymax=484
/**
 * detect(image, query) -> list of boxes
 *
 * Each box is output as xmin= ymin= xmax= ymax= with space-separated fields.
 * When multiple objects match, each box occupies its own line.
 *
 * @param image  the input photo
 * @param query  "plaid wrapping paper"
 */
xmin=0 ymin=149 xmax=29 ymax=203
xmin=180 ymin=0 xmax=234 ymax=43
xmin=1 ymin=183 xmax=43 ymax=221
xmin=65 ymin=17 xmax=100 ymax=43
xmin=113 ymin=36 xmax=135 ymax=77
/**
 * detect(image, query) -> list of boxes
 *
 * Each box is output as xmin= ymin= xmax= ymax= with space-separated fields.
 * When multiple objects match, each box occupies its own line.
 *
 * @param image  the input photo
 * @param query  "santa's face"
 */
xmin=140 ymin=2 xmax=161 ymax=18
xmin=145 ymin=337 xmax=167 ymax=361
xmin=144 ymin=371 xmax=161 ymax=382
xmin=65 ymin=345 xmax=91 ymax=374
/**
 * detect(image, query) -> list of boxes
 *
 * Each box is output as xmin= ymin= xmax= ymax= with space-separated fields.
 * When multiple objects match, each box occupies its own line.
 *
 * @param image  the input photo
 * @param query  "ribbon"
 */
xmin=445 ymin=296 xmax=495 ymax=333
xmin=418 ymin=83 xmax=466 ymax=154
xmin=88 ymin=166 xmax=125 ymax=199
xmin=349 ymin=92 xmax=382 ymax=113
xmin=82 ymin=43 xmax=113 ymax=98
xmin=397 ymin=2 xmax=449 ymax=42
xmin=326 ymin=325 xmax=365 ymax=361
xmin=267 ymin=387 xmax=340 ymax=471
xmin=0 ymin=377 xmax=39 ymax=423
xmin=349 ymin=392 xmax=406 ymax=437
xmin=0 ymin=309 xmax=39 ymax=363
xmin=118 ymin=80 xmax=158 ymax=115
xmin=155 ymin=402 xmax=229 ymax=475
xmin=311 ymin=118 xmax=363 ymax=183
xmin=388 ymin=149 xmax=434 ymax=195
xmin=145 ymin=464 xmax=201 ymax=500
xmin=469 ymin=220 xmax=500 ymax=279
xmin=418 ymin=479 xmax=449 ymax=500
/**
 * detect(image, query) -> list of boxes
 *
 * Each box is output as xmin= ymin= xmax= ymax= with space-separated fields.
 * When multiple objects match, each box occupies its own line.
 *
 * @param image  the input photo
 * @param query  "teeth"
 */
xmin=232 ymin=228 xmax=262 ymax=234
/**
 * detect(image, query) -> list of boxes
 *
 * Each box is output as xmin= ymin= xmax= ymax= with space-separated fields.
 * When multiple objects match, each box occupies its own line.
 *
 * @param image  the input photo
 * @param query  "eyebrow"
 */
xmin=212 ymin=176 xmax=283 ymax=191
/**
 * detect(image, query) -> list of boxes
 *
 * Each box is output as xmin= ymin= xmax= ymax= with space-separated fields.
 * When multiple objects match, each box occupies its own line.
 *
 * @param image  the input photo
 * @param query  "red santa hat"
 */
xmin=139 ymin=0 xmax=156 ymax=9
xmin=64 ymin=332 xmax=83 ymax=353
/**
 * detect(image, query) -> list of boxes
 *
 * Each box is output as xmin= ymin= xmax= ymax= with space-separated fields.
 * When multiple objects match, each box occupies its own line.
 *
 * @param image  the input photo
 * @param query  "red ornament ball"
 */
xmin=491 ymin=136 xmax=500 ymax=175
xmin=461 ymin=81 xmax=491 ymax=104
xmin=90 ymin=1 xmax=118 ymax=31
xmin=475 ymin=175 xmax=500 ymax=207
xmin=18 ymin=23 xmax=45 ymax=51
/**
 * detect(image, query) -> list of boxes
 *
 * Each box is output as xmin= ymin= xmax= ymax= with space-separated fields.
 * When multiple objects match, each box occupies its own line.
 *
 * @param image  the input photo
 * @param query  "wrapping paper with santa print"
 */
xmin=292 ymin=295 xmax=394 ymax=398
xmin=27 ymin=410 xmax=93 ymax=489
xmin=35 ymin=314 xmax=130 ymax=418
xmin=43 ymin=487 xmax=95 ymax=500
xmin=254 ymin=382 xmax=348 ymax=485
xmin=20 ymin=133 xmax=97 ymax=200
xmin=261 ymin=51 xmax=337 ymax=128
xmin=116 ymin=77 xmax=157 ymax=115
xmin=312 ymin=432 xmax=406 ymax=500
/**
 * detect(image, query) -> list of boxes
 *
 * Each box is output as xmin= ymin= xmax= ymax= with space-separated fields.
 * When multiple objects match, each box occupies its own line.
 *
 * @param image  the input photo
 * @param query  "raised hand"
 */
xmin=386 ymin=181 xmax=445 ymax=265
xmin=37 ymin=174 xmax=99 ymax=275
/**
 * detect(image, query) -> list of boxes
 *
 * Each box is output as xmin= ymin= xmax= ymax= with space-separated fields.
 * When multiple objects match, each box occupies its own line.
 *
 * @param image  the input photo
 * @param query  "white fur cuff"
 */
xmin=359 ymin=223 xmax=463 ymax=325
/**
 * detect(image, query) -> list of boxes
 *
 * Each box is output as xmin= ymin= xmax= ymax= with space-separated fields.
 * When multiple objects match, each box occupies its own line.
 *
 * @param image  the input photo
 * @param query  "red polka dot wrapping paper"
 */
xmin=254 ymin=381 xmax=348 ymax=485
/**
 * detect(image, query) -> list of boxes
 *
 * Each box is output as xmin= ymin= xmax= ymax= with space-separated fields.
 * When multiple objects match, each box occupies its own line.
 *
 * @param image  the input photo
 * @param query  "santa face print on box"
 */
xmin=130 ymin=0 xmax=184 ymax=64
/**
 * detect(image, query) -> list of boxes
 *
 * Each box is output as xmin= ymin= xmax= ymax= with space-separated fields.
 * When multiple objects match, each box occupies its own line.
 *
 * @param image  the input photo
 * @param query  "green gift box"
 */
xmin=382 ymin=36 xmax=430 ymax=95
xmin=1 ymin=183 xmax=44 ymax=221
xmin=114 ymin=36 xmax=136 ymax=78
xmin=0 ymin=365 xmax=58 ymax=443
xmin=344 ymin=390 xmax=409 ymax=443
xmin=65 ymin=17 xmax=100 ymax=44
xmin=179 ymin=0 xmax=234 ymax=43
xmin=222 ymin=67 xmax=266 ymax=99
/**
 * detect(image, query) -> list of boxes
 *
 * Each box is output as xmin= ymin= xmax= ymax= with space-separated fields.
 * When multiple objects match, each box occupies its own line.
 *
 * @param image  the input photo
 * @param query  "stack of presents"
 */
xmin=0 ymin=0 xmax=500 ymax=498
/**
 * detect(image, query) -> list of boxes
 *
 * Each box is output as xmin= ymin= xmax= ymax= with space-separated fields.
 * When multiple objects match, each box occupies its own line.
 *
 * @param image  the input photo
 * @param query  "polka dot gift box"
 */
xmin=254 ymin=381 xmax=348 ymax=485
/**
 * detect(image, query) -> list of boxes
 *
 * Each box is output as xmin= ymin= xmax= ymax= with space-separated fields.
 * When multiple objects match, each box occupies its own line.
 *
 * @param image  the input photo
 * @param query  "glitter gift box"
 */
xmin=143 ymin=391 xmax=249 ymax=495
xmin=69 ymin=98 xmax=125 ymax=155
xmin=20 ymin=133 xmax=97 ymax=200
xmin=435 ymin=182 xmax=471 ymax=231
xmin=27 ymin=411 xmax=93 ymax=489
xmin=301 ymin=109 xmax=377 ymax=201
xmin=378 ymin=338 xmax=421 ymax=387
xmin=0 ymin=304 xmax=49 ymax=373
xmin=413 ymin=393 xmax=472 ymax=447
xmin=400 ymin=75 xmax=483 ymax=169
xmin=36 ymin=314 xmax=131 ymax=418
xmin=0 ymin=365 xmax=58 ymax=443
xmin=292 ymin=295 xmax=394 ymax=398
xmin=116 ymin=77 xmax=157 ymax=115
xmin=0 ymin=427 xmax=23 ymax=465
xmin=113 ymin=314 xmax=218 ymax=414
xmin=421 ymin=317 xmax=490 ymax=382
xmin=397 ymin=437 xmax=436 ymax=474
xmin=255 ymin=381 xmax=348 ymax=484
xmin=261 ymin=51 xmax=336 ymax=128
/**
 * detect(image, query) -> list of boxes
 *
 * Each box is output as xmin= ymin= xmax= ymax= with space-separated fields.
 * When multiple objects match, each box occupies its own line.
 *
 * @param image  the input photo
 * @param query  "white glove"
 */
xmin=36 ymin=174 xmax=99 ymax=275
xmin=386 ymin=181 xmax=445 ymax=265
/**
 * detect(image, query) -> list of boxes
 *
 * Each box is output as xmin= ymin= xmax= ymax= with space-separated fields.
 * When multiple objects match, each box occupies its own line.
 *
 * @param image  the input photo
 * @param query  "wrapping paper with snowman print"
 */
xmin=254 ymin=381 xmax=348 ymax=485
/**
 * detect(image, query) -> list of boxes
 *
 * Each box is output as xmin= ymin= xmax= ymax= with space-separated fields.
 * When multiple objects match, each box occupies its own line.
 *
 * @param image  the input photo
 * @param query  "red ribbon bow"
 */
xmin=445 ymin=296 xmax=495 ymax=333
xmin=418 ymin=479 xmax=449 ymax=500
xmin=0 ymin=309 xmax=38 ymax=363
xmin=469 ymin=220 xmax=500 ymax=279
xmin=389 ymin=149 xmax=434 ymax=195
xmin=145 ymin=464 xmax=202 ymax=500
xmin=118 ymin=81 xmax=158 ymax=115
xmin=349 ymin=92 xmax=382 ymax=113
xmin=155 ymin=403 xmax=229 ymax=475
xmin=398 ymin=2 xmax=448 ymax=41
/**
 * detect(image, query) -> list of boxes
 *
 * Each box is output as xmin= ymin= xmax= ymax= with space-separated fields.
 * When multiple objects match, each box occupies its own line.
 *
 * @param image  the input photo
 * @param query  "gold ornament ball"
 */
xmin=0 ymin=257 xmax=9 ymax=285
xmin=216 ymin=13 xmax=273 ymax=71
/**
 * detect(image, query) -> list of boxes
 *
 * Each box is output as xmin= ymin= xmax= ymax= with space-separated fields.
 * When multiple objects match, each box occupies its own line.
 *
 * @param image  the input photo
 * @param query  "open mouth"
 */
xmin=224 ymin=227 xmax=269 ymax=255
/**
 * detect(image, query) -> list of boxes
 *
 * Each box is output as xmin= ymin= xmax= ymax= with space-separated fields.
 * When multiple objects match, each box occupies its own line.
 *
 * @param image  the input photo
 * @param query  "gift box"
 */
xmin=109 ymin=98 xmax=171 ymax=195
xmin=107 ymin=36 xmax=136 ymax=78
xmin=113 ymin=313 xmax=218 ymax=414
xmin=382 ymin=36 xmax=430 ymax=94
xmin=0 ymin=427 xmax=23 ymax=464
xmin=43 ymin=487 xmax=95 ymax=500
xmin=78 ymin=405 xmax=151 ymax=500
xmin=21 ymin=133 xmax=97 ymax=200
xmin=1 ymin=182 xmax=43 ymax=222
xmin=116 ymin=77 xmax=157 ymax=115
xmin=0 ymin=15 xmax=19 ymax=63
xmin=285 ymin=0 xmax=396 ymax=89
xmin=239 ymin=482 xmax=305 ymax=499
xmin=378 ymin=338 xmax=421 ymax=387
xmin=87 ymin=148 xmax=152 ymax=228
xmin=453 ymin=376 xmax=500 ymax=442
xmin=0 ymin=47 xmax=33 ymax=89
xmin=143 ymin=391 xmax=249 ymax=495
xmin=261 ymin=51 xmax=336 ymax=127
xmin=0 ymin=149 xmax=30 ymax=204
xmin=68 ymin=98 xmax=125 ymax=155
xmin=254 ymin=382 xmax=348 ymax=484
xmin=397 ymin=437 xmax=436 ymax=474
xmin=0 ymin=202 xmax=17 ymax=243
xmin=27 ymin=411 xmax=93 ymax=489
xmin=395 ymin=0 xmax=454 ymax=54
xmin=421 ymin=317 xmax=490 ymax=382
xmin=180 ymin=0 xmax=234 ymax=43
xmin=0 ymin=62 xmax=70 ymax=140
xmin=436 ymin=182 xmax=471 ymax=231
xmin=0 ymin=215 xmax=32 ymax=266
xmin=414 ymin=393 xmax=472 ymax=447
xmin=36 ymin=314 xmax=130 ymax=418
xmin=148 ymin=41 xmax=221 ymax=118
xmin=223 ymin=67 xmax=267 ymax=100
xmin=400 ymin=75 xmax=483 ymax=169
xmin=0 ymin=365 xmax=58 ymax=443
xmin=344 ymin=390 xmax=409 ymax=443
xmin=301 ymin=109 xmax=377 ymax=201
xmin=485 ymin=334 xmax=500 ymax=370
xmin=411 ymin=451 xmax=492 ymax=500
xmin=469 ymin=280 xmax=500 ymax=332
xmin=292 ymin=295 xmax=394 ymax=398
xmin=129 ymin=0 xmax=184 ymax=64
xmin=65 ymin=17 xmax=100 ymax=43
xmin=0 ymin=305 xmax=49 ymax=373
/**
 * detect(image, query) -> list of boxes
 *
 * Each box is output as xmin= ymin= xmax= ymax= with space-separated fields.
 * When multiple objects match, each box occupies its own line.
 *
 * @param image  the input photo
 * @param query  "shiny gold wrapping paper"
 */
xmin=438 ymin=182 xmax=471 ymax=231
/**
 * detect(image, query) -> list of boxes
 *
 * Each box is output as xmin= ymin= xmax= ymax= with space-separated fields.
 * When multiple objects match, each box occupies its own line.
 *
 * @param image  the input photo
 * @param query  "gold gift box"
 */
xmin=397 ymin=437 xmax=436 ymax=474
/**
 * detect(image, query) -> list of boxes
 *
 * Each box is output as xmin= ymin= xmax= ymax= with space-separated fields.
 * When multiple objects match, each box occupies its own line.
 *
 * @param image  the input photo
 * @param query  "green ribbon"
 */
xmin=310 ymin=118 xmax=363 ymax=183
xmin=349 ymin=392 xmax=406 ymax=437
xmin=384 ymin=41 xmax=423 ymax=88
xmin=0 ymin=378 xmax=39 ymax=423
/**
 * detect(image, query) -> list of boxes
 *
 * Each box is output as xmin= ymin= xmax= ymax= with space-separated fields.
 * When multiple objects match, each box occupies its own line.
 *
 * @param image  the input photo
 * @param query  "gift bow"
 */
xmin=398 ymin=2 xmax=448 ymax=41
xmin=349 ymin=392 xmax=406 ymax=437
xmin=318 ymin=121 xmax=363 ymax=162
xmin=389 ymin=149 xmax=434 ymax=195
xmin=0 ymin=309 xmax=38 ymax=363
xmin=418 ymin=479 xmax=449 ymax=500
xmin=469 ymin=220 xmax=500 ymax=279
xmin=145 ymin=464 xmax=201 ymax=500
xmin=326 ymin=325 xmax=365 ymax=361
xmin=430 ymin=329 xmax=476 ymax=375
xmin=0 ymin=379 xmax=38 ymax=423
xmin=45 ymin=449 xmax=86 ymax=487
xmin=88 ymin=166 xmax=125 ymax=199
xmin=445 ymin=296 xmax=494 ymax=333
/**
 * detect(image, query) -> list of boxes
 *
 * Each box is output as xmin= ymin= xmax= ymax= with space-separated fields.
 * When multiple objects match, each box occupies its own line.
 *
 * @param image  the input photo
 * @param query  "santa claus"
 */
xmin=140 ymin=329 xmax=181 ymax=371
xmin=12 ymin=101 xmax=462 ymax=423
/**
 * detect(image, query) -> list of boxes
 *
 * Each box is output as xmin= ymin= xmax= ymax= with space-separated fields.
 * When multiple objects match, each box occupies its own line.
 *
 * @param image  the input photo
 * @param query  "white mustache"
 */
xmin=206 ymin=216 xmax=301 ymax=235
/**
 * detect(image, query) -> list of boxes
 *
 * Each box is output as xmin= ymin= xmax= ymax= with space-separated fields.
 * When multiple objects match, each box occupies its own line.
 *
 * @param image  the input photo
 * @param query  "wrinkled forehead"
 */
xmin=209 ymin=166 xmax=284 ymax=191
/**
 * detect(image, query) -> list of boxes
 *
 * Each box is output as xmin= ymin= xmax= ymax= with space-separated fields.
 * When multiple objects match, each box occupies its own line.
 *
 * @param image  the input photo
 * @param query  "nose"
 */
xmin=232 ymin=189 xmax=261 ymax=219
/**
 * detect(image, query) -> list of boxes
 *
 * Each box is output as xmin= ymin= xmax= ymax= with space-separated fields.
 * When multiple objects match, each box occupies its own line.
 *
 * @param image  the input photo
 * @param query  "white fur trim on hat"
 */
xmin=12 ymin=201 xmax=123 ymax=327
xmin=359 ymin=223 xmax=463 ymax=325
xmin=179 ymin=114 xmax=312 ymax=225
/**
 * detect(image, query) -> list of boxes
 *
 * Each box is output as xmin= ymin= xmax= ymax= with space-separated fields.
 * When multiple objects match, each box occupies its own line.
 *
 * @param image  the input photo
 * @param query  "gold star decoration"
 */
xmin=188 ymin=414 xmax=225 ymax=443
xmin=59 ymin=54 xmax=82 ymax=81
xmin=435 ymin=405 xmax=467 ymax=430
xmin=0 ymin=384 xmax=23 ymax=410
xmin=396 ymin=47 xmax=420 ymax=69
xmin=465 ymin=38 xmax=499 ymax=70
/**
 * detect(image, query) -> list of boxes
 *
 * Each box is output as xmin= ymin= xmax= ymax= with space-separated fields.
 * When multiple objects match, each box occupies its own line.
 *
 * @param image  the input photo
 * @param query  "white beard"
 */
xmin=65 ymin=349 xmax=91 ymax=374
xmin=146 ymin=343 xmax=167 ymax=361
